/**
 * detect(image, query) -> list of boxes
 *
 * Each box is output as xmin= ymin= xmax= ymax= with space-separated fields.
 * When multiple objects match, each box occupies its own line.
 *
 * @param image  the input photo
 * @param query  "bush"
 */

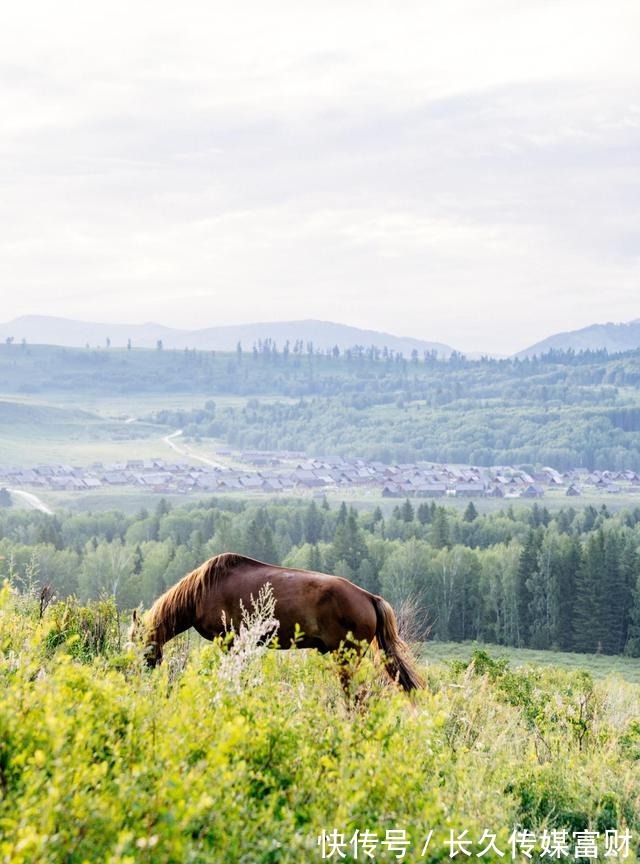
xmin=1 ymin=593 xmax=639 ymax=862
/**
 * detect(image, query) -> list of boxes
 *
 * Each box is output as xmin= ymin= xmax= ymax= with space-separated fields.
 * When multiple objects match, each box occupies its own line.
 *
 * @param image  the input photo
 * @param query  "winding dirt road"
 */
xmin=162 ymin=430 xmax=226 ymax=469
xmin=7 ymin=488 xmax=54 ymax=515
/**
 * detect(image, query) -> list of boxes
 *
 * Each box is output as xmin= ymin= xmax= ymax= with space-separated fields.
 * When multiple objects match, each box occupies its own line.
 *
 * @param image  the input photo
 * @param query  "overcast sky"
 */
xmin=1 ymin=0 xmax=638 ymax=354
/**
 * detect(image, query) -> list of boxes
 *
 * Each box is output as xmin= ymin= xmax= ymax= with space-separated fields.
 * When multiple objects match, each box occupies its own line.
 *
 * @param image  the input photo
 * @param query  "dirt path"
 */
xmin=8 ymin=488 xmax=54 ymax=515
xmin=162 ymin=430 xmax=226 ymax=469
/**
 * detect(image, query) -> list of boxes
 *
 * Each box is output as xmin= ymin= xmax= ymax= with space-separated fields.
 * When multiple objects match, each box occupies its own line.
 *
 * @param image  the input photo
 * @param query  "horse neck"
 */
xmin=149 ymin=594 xmax=195 ymax=650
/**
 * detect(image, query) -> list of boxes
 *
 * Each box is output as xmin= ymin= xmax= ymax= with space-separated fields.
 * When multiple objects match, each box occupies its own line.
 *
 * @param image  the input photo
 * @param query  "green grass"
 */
xmin=2 ymin=589 xmax=640 ymax=863
xmin=423 ymin=641 xmax=640 ymax=684
xmin=39 ymin=488 xmax=212 ymax=514
xmin=29 ymin=393 xmax=293 ymax=415
xmin=0 ymin=399 xmax=170 ymax=467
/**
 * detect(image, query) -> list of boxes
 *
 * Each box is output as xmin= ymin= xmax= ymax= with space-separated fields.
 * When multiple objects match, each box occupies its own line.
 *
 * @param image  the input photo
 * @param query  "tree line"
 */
xmin=2 ymin=497 xmax=640 ymax=656
xmin=5 ymin=342 xmax=640 ymax=468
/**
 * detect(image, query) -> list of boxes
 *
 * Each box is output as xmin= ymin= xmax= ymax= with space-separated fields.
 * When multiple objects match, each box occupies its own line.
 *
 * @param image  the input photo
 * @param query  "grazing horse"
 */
xmin=130 ymin=552 xmax=424 ymax=692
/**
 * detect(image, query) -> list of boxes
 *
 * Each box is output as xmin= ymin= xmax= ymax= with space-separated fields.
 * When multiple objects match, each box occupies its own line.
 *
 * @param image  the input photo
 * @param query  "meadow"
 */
xmin=1 ymin=587 xmax=639 ymax=863
xmin=2 ymin=343 xmax=640 ymax=861
xmin=422 ymin=642 xmax=640 ymax=685
xmin=0 ymin=399 xmax=165 ymax=468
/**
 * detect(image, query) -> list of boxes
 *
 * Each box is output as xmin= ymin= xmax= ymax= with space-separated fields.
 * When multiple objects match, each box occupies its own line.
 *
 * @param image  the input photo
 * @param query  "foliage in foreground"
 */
xmin=1 ymin=588 xmax=640 ymax=863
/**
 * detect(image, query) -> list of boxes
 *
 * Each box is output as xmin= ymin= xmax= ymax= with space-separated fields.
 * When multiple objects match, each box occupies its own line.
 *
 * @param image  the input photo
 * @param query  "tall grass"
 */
xmin=1 ymin=585 xmax=639 ymax=863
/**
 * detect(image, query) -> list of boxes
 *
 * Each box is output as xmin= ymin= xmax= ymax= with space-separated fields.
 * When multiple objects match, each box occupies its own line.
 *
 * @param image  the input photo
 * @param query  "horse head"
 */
xmin=129 ymin=608 xmax=163 ymax=667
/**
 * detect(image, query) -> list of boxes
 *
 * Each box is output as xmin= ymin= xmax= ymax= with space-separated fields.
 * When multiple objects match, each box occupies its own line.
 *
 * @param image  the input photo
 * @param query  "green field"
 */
xmin=423 ymin=641 xmax=640 ymax=684
xmin=0 ymin=400 xmax=167 ymax=467
xmin=2 ymin=589 xmax=639 ymax=863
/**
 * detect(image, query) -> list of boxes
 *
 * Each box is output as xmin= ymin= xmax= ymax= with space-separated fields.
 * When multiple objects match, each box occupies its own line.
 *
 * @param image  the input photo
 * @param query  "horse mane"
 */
xmin=148 ymin=552 xmax=261 ymax=631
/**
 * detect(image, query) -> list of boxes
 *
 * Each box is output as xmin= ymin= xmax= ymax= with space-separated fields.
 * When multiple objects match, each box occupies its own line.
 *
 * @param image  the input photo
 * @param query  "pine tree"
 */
xmin=400 ymin=499 xmax=415 ymax=523
xmin=331 ymin=511 xmax=368 ymax=573
xmin=555 ymin=535 xmax=581 ymax=651
xmin=600 ymin=530 xmax=626 ymax=654
xmin=516 ymin=529 xmax=540 ymax=647
xmin=621 ymin=537 xmax=639 ymax=653
xmin=605 ymin=533 xmax=637 ymax=654
xmin=417 ymin=503 xmax=432 ymax=525
xmin=155 ymin=498 xmax=171 ymax=517
xmin=582 ymin=505 xmax=598 ymax=532
xmin=336 ymin=502 xmax=348 ymax=526
xmin=625 ymin=573 xmax=640 ymax=657
xmin=303 ymin=501 xmax=322 ymax=544
xmin=289 ymin=511 xmax=303 ymax=546
xmin=431 ymin=508 xmax=450 ymax=550
xmin=573 ymin=530 xmax=606 ymax=653
xmin=527 ymin=533 xmax=554 ymax=650
xmin=463 ymin=501 xmax=478 ymax=522
xmin=244 ymin=519 xmax=263 ymax=560
xmin=261 ymin=526 xmax=278 ymax=565
xmin=244 ymin=519 xmax=279 ymax=564
xmin=357 ymin=559 xmax=379 ymax=593
xmin=309 ymin=543 xmax=323 ymax=572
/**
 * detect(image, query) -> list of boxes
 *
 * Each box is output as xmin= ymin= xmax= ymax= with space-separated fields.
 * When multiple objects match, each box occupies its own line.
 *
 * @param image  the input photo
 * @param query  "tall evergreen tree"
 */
xmin=308 ymin=543 xmax=323 ymax=572
xmin=573 ymin=530 xmax=606 ymax=653
xmin=615 ymin=534 xmax=638 ymax=653
xmin=336 ymin=502 xmax=348 ymax=526
xmin=400 ymin=499 xmax=415 ymax=523
xmin=463 ymin=501 xmax=478 ymax=522
xmin=417 ymin=503 xmax=432 ymax=525
xmin=625 ymin=571 xmax=640 ymax=657
xmin=516 ymin=529 xmax=540 ymax=647
xmin=601 ymin=530 xmax=626 ymax=654
xmin=132 ymin=543 xmax=143 ymax=575
xmin=555 ymin=535 xmax=581 ymax=650
xmin=527 ymin=532 xmax=556 ymax=650
xmin=331 ymin=510 xmax=368 ymax=574
xmin=431 ymin=508 xmax=450 ymax=550
xmin=303 ymin=501 xmax=322 ymax=544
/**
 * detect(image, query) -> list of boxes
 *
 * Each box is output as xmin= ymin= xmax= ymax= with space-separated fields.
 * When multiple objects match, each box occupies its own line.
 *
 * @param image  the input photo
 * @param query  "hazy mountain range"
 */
xmin=516 ymin=319 xmax=640 ymax=358
xmin=1 ymin=315 xmax=640 ymax=358
xmin=0 ymin=316 xmax=456 ymax=357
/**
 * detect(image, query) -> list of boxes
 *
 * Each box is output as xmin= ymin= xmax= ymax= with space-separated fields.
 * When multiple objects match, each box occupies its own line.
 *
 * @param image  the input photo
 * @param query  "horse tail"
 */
xmin=372 ymin=596 xmax=425 ymax=692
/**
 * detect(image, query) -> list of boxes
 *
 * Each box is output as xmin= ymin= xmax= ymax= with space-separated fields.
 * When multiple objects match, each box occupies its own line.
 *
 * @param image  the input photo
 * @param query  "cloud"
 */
xmin=0 ymin=0 xmax=638 ymax=354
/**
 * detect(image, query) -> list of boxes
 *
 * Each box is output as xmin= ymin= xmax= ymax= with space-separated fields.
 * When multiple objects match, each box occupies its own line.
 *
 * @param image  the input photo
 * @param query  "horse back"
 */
xmin=196 ymin=555 xmax=377 ymax=649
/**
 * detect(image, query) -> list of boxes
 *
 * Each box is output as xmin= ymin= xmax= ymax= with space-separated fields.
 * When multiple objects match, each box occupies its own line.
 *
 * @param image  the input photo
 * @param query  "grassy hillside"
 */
xmin=3 ymin=342 xmax=640 ymax=469
xmin=0 ymin=399 xmax=163 ymax=467
xmin=1 ymin=588 xmax=639 ymax=863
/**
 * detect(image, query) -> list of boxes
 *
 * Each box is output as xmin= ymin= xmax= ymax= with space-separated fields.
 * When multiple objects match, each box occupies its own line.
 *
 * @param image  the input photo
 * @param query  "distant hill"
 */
xmin=0 ymin=316 xmax=456 ymax=357
xmin=518 ymin=319 xmax=640 ymax=357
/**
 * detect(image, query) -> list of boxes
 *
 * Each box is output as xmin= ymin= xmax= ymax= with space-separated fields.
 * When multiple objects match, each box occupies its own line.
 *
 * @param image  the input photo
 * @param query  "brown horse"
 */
xmin=130 ymin=552 xmax=424 ymax=692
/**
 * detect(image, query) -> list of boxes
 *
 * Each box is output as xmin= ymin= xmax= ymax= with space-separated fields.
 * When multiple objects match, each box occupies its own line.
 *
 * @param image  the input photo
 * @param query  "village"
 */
xmin=3 ymin=449 xmax=640 ymax=500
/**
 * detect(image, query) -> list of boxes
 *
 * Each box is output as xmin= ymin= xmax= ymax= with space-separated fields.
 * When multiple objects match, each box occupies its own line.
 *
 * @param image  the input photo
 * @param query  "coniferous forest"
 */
xmin=3 ymin=496 xmax=640 ymax=657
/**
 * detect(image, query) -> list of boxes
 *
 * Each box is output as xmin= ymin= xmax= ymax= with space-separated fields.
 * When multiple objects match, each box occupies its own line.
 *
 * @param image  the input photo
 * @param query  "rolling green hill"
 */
xmin=0 ymin=399 xmax=162 ymax=467
xmin=3 ymin=342 xmax=640 ymax=469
